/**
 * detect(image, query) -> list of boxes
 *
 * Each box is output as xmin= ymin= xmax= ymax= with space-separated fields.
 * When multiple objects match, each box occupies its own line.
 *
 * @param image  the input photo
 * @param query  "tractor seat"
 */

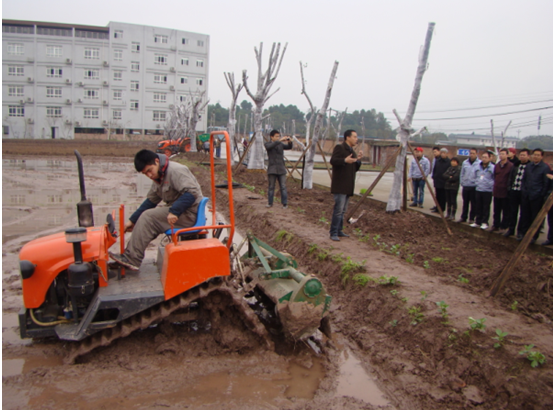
xmin=164 ymin=197 xmax=209 ymax=241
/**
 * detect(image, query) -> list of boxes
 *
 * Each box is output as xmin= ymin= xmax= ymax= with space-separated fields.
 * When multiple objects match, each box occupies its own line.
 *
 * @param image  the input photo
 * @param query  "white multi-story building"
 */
xmin=449 ymin=134 xmax=519 ymax=149
xmin=2 ymin=19 xmax=209 ymax=139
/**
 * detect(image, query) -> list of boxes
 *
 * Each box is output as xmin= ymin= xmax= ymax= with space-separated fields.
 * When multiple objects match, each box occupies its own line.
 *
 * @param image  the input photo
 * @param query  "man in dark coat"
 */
xmin=491 ymin=148 xmax=514 ymax=232
xmin=264 ymin=129 xmax=293 ymax=208
xmin=504 ymin=148 xmax=531 ymax=237
xmin=329 ymin=129 xmax=363 ymax=241
xmin=431 ymin=148 xmax=451 ymax=213
xmin=518 ymin=148 xmax=551 ymax=243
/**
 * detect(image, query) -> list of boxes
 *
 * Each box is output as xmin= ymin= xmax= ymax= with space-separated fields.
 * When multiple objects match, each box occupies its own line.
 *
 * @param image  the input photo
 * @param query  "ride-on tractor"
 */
xmin=18 ymin=132 xmax=331 ymax=363
xmin=156 ymin=136 xmax=191 ymax=157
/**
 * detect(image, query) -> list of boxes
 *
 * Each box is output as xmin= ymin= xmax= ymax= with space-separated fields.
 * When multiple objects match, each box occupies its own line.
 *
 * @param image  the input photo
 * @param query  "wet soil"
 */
xmin=3 ymin=146 xmax=553 ymax=409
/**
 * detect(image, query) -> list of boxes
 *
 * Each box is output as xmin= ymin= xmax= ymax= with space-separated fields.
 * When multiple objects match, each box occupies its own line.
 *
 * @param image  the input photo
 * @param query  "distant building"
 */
xmin=449 ymin=133 xmax=518 ymax=149
xmin=2 ymin=19 xmax=209 ymax=139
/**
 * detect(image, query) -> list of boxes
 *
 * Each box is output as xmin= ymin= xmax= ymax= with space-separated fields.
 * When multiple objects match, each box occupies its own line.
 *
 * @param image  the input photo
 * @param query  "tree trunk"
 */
xmin=303 ymin=61 xmax=339 ymax=189
xmin=248 ymin=104 xmax=265 ymax=169
xmin=386 ymin=22 xmax=435 ymax=213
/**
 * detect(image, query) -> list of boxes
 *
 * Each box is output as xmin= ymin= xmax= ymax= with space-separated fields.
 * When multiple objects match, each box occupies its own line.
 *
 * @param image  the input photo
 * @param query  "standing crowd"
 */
xmin=408 ymin=145 xmax=553 ymax=246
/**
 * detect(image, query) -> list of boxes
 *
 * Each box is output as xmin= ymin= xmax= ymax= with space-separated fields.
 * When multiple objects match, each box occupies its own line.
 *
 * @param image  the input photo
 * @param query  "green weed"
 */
xmin=492 ymin=329 xmax=508 ymax=349
xmin=388 ymin=244 xmax=402 ymax=256
xmin=377 ymin=275 xmax=400 ymax=286
xmin=432 ymin=257 xmax=445 ymax=263
xmin=297 ymin=207 xmax=305 ymax=213
xmin=401 ymin=297 xmax=409 ymax=303
xmin=308 ymin=244 xmax=319 ymax=254
xmin=436 ymin=301 xmax=449 ymax=323
xmin=423 ymin=261 xmax=430 ymax=269
xmin=389 ymin=319 xmax=398 ymax=327
xmin=405 ymin=253 xmax=415 ymax=264
xmin=468 ymin=317 xmax=486 ymax=332
xmin=390 ymin=289 xmax=399 ymax=297
xmin=408 ymin=306 xmax=424 ymax=325
xmin=458 ymin=274 xmax=470 ymax=284
xmin=519 ymin=345 xmax=547 ymax=368
xmin=352 ymin=274 xmax=374 ymax=287
xmin=511 ymin=301 xmax=519 ymax=311
xmin=275 ymin=230 xmax=293 ymax=242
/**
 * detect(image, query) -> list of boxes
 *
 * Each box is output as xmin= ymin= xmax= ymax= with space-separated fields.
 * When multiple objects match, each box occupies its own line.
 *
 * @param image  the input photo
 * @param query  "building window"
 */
xmin=46 ymin=67 xmax=63 ymax=78
xmin=114 ymin=30 xmax=123 ymax=39
xmin=46 ymin=106 xmax=62 ymax=117
xmin=3 ymin=25 xmax=34 ymax=35
xmin=114 ymin=49 xmax=123 ymax=61
xmin=182 ymin=38 xmax=187 ymax=45
xmin=154 ymin=54 xmax=167 ymax=65
xmin=130 ymin=81 xmax=139 ymax=92
xmin=196 ymin=78 xmax=203 ymax=86
xmin=10 ymin=195 xmax=26 ymax=205
xmin=132 ymin=42 xmax=140 ymax=53
xmin=37 ymin=27 xmax=72 ymax=36
xmin=130 ymin=100 xmax=139 ymax=111
xmin=196 ymin=59 xmax=204 ymax=68
xmin=113 ymin=90 xmax=122 ymax=100
xmin=113 ymin=70 xmax=122 ymax=81
xmin=3 ymin=126 xmax=10 ymax=135
xmin=8 ymin=87 xmax=25 ymax=97
xmin=9 ymin=106 xmax=25 ymax=117
xmin=197 ymin=40 xmax=204 ymax=47
xmin=181 ymin=58 xmax=189 ymax=66
xmin=47 ymin=195 xmax=63 ymax=203
xmin=8 ymin=66 xmax=25 ymax=76
xmin=84 ymin=69 xmax=100 ymax=80
xmin=154 ymin=74 xmax=168 ymax=84
xmin=113 ymin=109 xmax=122 ymax=120
xmin=8 ymin=43 xmax=24 ymax=55
xmin=84 ymin=108 xmax=99 ymax=119
xmin=75 ymin=29 xmax=109 ymax=39
xmin=46 ymin=87 xmax=62 ymax=98
xmin=46 ymin=45 xmax=63 ymax=57
xmin=84 ymin=89 xmax=99 ymax=99
xmin=131 ymin=61 xmax=140 ymax=72
xmin=153 ymin=111 xmax=166 ymax=121
xmin=153 ymin=93 xmax=167 ymax=103
xmin=84 ymin=47 xmax=100 ymax=59
xmin=181 ymin=77 xmax=188 ymax=84
xmin=154 ymin=34 xmax=168 ymax=44
xmin=179 ymin=95 xmax=187 ymax=103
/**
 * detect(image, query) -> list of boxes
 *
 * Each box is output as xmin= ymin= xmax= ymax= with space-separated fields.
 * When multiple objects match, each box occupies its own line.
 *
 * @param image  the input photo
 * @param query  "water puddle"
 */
xmin=336 ymin=348 xmax=391 ymax=406
xmin=2 ymin=312 xmax=33 ymax=346
xmin=3 ymin=356 xmax=63 ymax=377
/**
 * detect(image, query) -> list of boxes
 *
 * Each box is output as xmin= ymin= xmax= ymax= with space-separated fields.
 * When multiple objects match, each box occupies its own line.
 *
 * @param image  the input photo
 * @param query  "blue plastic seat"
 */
xmin=164 ymin=197 xmax=209 ymax=240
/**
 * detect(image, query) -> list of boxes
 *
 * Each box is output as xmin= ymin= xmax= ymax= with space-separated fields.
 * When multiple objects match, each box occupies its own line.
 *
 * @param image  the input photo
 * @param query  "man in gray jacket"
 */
xmin=110 ymin=149 xmax=203 ymax=270
xmin=264 ymin=129 xmax=293 ymax=208
xmin=408 ymin=147 xmax=431 ymax=208
xmin=470 ymin=152 xmax=495 ymax=229
xmin=458 ymin=148 xmax=481 ymax=223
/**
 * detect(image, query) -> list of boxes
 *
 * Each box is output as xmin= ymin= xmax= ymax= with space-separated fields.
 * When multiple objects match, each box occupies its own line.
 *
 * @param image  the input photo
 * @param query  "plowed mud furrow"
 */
xmin=64 ymin=279 xmax=273 ymax=364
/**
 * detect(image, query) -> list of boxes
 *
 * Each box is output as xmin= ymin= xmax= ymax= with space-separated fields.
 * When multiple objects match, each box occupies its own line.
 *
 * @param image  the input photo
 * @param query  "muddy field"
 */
xmin=3 ymin=142 xmax=553 ymax=409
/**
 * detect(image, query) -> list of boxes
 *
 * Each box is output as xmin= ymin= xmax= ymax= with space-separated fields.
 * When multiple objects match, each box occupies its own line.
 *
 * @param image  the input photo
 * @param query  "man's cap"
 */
xmin=440 ymin=148 xmax=449 ymax=153
xmin=508 ymin=148 xmax=517 ymax=154
xmin=415 ymin=147 xmax=424 ymax=152
xmin=487 ymin=150 xmax=496 ymax=156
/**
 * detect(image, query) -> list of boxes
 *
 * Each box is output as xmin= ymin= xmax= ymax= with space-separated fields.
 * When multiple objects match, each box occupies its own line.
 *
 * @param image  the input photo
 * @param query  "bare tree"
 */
xmin=329 ymin=107 xmax=347 ymax=147
xmin=224 ymin=72 xmax=243 ymax=163
xmin=386 ymin=22 xmax=435 ymax=213
xmin=188 ymin=90 xmax=209 ymax=152
xmin=164 ymin=103 xmax=191 ymax=147
xmin=242 ymin=42 xmax=288 ymax=169
xmin=303 ymin=61 xmax=339 ymax=189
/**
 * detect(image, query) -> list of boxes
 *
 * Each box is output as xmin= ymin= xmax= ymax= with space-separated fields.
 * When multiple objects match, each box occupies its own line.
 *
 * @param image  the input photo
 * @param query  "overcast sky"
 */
xmin=4 ymin=0 xmax=553 ymax=138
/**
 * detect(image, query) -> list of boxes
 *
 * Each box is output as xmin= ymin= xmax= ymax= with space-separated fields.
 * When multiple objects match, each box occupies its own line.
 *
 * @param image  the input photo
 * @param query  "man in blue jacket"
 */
xmin=109 ymin=149 xmax=203 ymax=270
xmin=518 ymin=148 xmax=551 ymax=243
xmin=458 ymin=148 xmax=481 ymax=223
xmin=329 ymin=129 xmax=363 ymax=241
xmin=264 ymin=129 xmax=293 ymax=208
xmin=408 ymin=147 xmax=431 ymax=208
xmin=470 ymin=152 xmax=495 ymax=229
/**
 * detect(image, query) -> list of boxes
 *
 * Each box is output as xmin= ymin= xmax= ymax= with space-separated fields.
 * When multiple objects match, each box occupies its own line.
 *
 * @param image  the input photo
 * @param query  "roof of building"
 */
xmin=449 ymin=133 xmax=518 ymax=141
xmin=3 ymin=19 xmax=109 ymax=32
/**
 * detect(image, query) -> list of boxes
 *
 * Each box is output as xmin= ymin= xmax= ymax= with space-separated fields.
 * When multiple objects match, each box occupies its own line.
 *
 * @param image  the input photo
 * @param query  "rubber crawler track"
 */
xmin=64 ymin=278 xmax=274 ymax=364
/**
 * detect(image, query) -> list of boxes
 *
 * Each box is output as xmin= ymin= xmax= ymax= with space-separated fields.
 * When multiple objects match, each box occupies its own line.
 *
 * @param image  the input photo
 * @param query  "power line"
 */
xmin=412 ymin=98 xmax=553 ymax=114
xmin=414 ymin=106 xmax=553 ymax=121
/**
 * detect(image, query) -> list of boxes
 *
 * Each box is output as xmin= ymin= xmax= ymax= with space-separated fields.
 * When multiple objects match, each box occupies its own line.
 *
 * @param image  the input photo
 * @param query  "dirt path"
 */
xmin=3 ymin=150 xmax=553 ymax=409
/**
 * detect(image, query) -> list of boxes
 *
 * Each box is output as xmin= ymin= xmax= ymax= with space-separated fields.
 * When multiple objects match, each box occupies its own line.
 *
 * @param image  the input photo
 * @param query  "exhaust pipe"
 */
xmin=74 ymin=150 xmax=94 ymax=227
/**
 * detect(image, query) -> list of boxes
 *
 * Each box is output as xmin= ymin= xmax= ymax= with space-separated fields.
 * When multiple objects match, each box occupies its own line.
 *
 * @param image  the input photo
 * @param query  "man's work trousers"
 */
xmin=460 ymin=186 xmax=477 ymax=222
xmin=508 ymin=190 xmax=523 ymax=234
xmin=330 ymin=194 xmax=349 ymax=237
xmin=125 ymin=206 xmax=196 ymax=266
xmin=474 ymin=191 xmax=492 ymax=226
xmin=412 ymin=179 xmax=426 ymax=205
xmin=519 ymin=195 xmax=545 ymax=240
xmin=493 ymin=196 xmax=510 ymax=229
xmin=267 ymin=174 xmax=288 ymax=206
xmin=435 ymin=187 xmax=447 ymax=212
xmin=445 ymin=189 xmax=459 ymax=214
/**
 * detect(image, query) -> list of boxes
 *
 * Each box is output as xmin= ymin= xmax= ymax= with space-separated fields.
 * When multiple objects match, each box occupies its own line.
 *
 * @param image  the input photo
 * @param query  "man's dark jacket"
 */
xmin=521 ymin=161 xmax=551 ymax=200
xmin=432 ymin=157 xmax=451 ymax=189
xmin=443 ymin=165 xmax=461 ymax=190
xmin=330 ymin=142 xmax=360 ymax=196
xmin=264 ymin=140 xmax=292 ymax=175
xmin=492 ymin=160 xmax=514 ymax=198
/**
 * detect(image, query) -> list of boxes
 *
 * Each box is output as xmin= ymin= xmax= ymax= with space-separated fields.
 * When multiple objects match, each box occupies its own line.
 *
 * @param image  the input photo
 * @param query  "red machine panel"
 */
xmin=161 ymin=238 xmax=230 ymax=300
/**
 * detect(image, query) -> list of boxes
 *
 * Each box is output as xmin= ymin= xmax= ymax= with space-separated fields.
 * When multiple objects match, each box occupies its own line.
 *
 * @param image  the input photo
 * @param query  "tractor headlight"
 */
xmin=20 ymin=260 xmax=36 ymax=280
